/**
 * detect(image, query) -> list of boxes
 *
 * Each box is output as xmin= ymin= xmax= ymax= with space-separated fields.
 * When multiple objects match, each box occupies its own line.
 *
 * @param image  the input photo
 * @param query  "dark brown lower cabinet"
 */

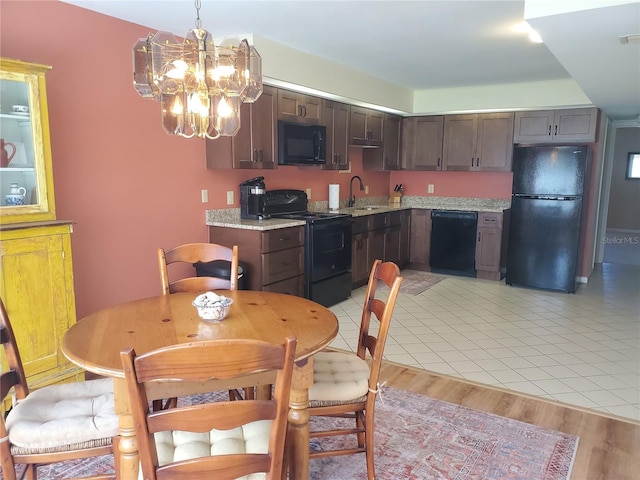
xmin=475 ymin=211 xmax=509 ymax=281
xmin=409 ymin=209 xmax=431 ymax=270
xmin=208 ymin=225 xmax=304 ymax=296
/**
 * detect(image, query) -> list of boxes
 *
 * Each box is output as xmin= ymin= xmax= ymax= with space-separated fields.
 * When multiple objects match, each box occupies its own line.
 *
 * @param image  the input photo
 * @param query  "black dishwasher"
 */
xmin=430 ymin=210 xmax=478 ymax=277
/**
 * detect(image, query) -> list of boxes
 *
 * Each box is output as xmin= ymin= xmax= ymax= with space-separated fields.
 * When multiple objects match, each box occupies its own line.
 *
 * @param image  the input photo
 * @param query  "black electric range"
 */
xmin=264 ymin=190 xmax=352 ymax=307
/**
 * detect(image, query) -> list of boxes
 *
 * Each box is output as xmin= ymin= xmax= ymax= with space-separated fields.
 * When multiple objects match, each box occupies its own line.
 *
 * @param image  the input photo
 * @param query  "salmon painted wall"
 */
xmin=388 ymin=171 xmax=512 ymax=198
xmin=2 ymin=2 xmax=594 ymax=317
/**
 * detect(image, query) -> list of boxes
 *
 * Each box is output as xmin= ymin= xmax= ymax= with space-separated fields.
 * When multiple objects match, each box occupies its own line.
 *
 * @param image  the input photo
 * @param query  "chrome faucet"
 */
xmin=348 ymin=175 xmax=365 ymax=207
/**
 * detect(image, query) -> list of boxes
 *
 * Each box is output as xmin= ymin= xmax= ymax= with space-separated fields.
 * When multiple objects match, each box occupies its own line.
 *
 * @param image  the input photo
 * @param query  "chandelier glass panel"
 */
xmin=132 ymin=1 xmax=262 ymax=139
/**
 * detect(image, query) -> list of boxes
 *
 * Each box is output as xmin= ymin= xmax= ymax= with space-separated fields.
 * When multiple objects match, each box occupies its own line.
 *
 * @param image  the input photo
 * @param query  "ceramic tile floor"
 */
xmin=329 ymin=262 xmax=640 ymax=421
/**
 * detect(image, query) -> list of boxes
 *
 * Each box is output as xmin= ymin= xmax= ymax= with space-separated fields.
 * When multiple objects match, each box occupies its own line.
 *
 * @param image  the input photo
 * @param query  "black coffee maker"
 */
xmin=240 ymin=176 xmax=269 ymax=220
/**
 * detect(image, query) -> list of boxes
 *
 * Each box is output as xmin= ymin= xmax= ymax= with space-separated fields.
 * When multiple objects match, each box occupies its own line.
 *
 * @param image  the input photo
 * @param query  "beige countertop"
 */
xmin=206 ymin=195 xmax=511 ymax=230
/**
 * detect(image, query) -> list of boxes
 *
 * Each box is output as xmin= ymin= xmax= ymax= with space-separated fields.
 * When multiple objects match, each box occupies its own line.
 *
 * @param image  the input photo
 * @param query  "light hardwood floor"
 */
xmin=380 ymin=360 xmax=640 ymax=480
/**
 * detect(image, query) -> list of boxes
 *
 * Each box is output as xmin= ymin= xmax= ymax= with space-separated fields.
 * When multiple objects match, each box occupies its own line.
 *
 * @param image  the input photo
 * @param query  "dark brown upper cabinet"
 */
xmin=321 ymin=100 xmax=350 ymax=170
xmin=442 ymin=112 xmax=514 ymax=172
xmin=350 ymin=106 xmax=383 ymax=147
xmin=401 ymin=116 xmax=444 ymax=170
xmin=513 ymin=108 xmax=599 ymax=144
xmin=277 ymin=89 xmax=322 ymax=124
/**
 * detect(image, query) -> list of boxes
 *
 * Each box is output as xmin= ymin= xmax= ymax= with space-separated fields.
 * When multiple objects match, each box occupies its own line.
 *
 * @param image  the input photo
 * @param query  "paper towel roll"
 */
xmin=329 ymin=184 xmax=340 ymax=210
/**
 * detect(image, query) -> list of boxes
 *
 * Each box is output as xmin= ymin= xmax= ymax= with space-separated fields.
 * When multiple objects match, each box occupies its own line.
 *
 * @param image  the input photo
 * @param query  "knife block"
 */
xmin=389 ymin=192 xmax=403 ymax=204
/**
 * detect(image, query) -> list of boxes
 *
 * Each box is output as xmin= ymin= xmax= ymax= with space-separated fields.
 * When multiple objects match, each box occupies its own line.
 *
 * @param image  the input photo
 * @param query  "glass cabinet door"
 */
xmin=0 ymin=58 xmax=55 ymax=224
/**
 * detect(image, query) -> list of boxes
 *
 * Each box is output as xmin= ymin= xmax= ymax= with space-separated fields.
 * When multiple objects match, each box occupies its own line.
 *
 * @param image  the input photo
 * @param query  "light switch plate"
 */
xmin=201 ymin=189 xmax=209 ymax=203
xmin=365 ymin=185 xmax=369 ymax=194
xmin=428 ymin=184 xmax=434 ymax=194
xmin=226 ymin=191 xmax=234 ymax=205
xmin=306 ymin=188 xmax=312 ymax=199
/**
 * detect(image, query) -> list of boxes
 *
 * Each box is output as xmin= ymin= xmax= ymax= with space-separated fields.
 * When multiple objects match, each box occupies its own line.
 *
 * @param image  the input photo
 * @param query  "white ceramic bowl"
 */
xmin=192 ymin=292 xmax=233 ymax=322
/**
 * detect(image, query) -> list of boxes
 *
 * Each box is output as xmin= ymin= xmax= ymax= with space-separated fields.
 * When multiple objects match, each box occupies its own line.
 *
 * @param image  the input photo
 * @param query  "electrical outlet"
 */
xmin=306 ymin=188 xmax=312 ymax=199
xmin=201 ymin=189 xmax=209 ymax=203
xmin=428 ymin=184 xmax=434 ymax=194
xmin=365 ymin=185 xmax=369 ymax=194
xmin=226 ymin=191 xmax=234 ymax=205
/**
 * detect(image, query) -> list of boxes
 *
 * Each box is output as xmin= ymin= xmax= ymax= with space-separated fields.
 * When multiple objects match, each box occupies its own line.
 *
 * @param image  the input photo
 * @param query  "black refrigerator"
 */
xmin=506 ymin=145 xmax=588 ymax=293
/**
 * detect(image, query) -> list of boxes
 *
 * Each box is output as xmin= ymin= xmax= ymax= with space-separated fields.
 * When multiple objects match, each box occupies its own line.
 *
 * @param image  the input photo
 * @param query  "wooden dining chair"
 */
xmin=307 ymin=259 xmax=402 ymax=480
xmin=158 ymin=242 xmax=239 ymax=295
xmin=157 ymin=242 xmax=250 ymax=406
xmin=0 ymin=298 xmax=119 ymax=480
xmin=120 ymin=336 xmax=296 ymax=480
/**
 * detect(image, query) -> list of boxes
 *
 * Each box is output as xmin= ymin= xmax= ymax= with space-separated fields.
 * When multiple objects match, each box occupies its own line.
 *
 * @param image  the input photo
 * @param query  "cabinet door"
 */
xmin=277 ymin=89 xmax=321 ymax=124
xmin=513 ymin=111 xmax=554 ymax=143
xmin=410 ymin=209 xmax=431 ymax=267
xmin=0 ymin=226 xmax=79 ymax=388
xmin=553 ymin=108 xmax=599 ymax=143
xmin=349 ymin=106 xmax=368 ymax=144
xmin=382 ymin=114 xmax=401 ymax=170
xmin=351 ymin=232 xmax=370 ymax=287
xmin=367 ymin=110 xmax=384 ymax=145
xmin=514 ymin=108 xmax=599 ymax=144
xmin=234 ymin=86 xmax=277 ymax=169
xmin=412 ymin=116 xmax=444 ymax=170
xmin=350 ymin=106 xmax=383 ymax=146
xmin=475 ymin=112 xmax=514 ymax=172
xmin=384 ymin=225 xmax=401 ymax=264
xmin=399 ymin=210 xmax=411 ymax=268
xmin=442 ymin=114 xmax=476 ymax=171
xmin=369 ymin=228 xmax=385 ymax=267
xmin=206 ymin=86 xmax=277 ymax=169
xmin=0 ymin=59 xmax=56 ymax=224
xmin=322 ymin=100 xmax=349 ymax=170
xmin=475 ymin=213 xmax=503 ymax=279
xmin=247 ymin=85 xmax=277 ymax=168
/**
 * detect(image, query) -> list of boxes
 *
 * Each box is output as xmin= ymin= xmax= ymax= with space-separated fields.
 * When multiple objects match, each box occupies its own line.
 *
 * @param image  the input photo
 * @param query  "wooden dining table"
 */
xmin=61 ymin=289 xmax=339 ymax=480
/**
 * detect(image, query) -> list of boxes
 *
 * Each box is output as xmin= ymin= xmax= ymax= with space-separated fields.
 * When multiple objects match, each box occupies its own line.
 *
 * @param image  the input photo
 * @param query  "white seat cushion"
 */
xmin=6 ymin=377 xmax=118 ymax=453
xmin=309 ymin=351 xmax=370 ymax=402
xmin=153 ymin=419 xmax=271 ymax=480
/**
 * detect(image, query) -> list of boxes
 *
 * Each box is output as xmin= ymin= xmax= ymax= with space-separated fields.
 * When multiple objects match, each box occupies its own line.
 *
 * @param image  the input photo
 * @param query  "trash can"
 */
xmin=193 ymin=260 xmax=247 ymax=290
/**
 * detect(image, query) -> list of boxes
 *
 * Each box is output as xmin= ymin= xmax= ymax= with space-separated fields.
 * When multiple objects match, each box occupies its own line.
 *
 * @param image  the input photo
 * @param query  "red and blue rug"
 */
xmin=12 ymin=386 xmax=577 ymax=480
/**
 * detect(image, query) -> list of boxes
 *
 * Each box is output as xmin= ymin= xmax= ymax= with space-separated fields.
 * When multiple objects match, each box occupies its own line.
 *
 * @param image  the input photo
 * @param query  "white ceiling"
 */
xmin=62 ymin=0 xmax=640 ymax=120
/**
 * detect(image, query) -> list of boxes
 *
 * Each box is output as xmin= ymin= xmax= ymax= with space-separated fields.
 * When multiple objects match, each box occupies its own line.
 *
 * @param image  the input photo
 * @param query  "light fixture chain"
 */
xmin=194 ymin=0 xmax=202 ymax=29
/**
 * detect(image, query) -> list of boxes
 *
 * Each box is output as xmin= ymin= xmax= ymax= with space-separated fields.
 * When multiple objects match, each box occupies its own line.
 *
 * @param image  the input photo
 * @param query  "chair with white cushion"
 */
xmin=308 ymin=259 xmax=402 ymax=480
xmin=0 ymin=297 xmax=119 ymax=480
xmin=120 ymin=336 xmax=296 ymax=480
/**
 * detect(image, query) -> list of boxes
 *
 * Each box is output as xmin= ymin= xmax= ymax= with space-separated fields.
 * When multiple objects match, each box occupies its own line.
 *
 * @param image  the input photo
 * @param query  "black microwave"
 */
xmin=277 ymin=121 xmax=326 ymax=166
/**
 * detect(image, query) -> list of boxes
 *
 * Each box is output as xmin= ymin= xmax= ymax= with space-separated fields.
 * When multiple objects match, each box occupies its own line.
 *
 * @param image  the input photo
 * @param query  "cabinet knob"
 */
xmin=548 ymin=125 xmax=552 ymax=136
xmin=554 ymin=124 xmax=558 ymax=135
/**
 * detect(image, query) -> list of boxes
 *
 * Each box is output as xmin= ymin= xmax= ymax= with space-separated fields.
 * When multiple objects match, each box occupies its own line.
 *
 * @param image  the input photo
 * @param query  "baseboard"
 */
xmin=577 ymin=276 xmax=588 ymax=284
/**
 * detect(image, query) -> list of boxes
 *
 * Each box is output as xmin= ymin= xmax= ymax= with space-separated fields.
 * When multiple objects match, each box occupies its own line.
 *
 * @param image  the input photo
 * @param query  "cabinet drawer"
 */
xmin=261 ymin=226 xmax=304 ymax=252
xmin=388 ymin=211 xmax=403 ymax=226
xmin=478 ymin=212 xmax=502 ymax=229
xmin=262 ymin=275 xmax=304 ymax=297
xmin=372 ymin=213 xmax=388 ymax=230
xmin=352 ymin=216 xmax=372 ymax=234
xmin=262 ymin=246 xmax=304 ymax=285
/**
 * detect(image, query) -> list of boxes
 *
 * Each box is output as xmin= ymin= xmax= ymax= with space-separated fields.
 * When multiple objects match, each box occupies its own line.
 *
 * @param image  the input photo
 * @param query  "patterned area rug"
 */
xmin=399 ymin=270 xmax=445 ymax=295
xmin=17 ymin=387 xmax=577 ymax=480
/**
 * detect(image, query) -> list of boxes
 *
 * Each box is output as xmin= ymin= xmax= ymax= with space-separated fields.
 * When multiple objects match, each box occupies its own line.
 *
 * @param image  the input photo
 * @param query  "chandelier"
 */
xmin=132 ymin=0 xmax=262 ymax=139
